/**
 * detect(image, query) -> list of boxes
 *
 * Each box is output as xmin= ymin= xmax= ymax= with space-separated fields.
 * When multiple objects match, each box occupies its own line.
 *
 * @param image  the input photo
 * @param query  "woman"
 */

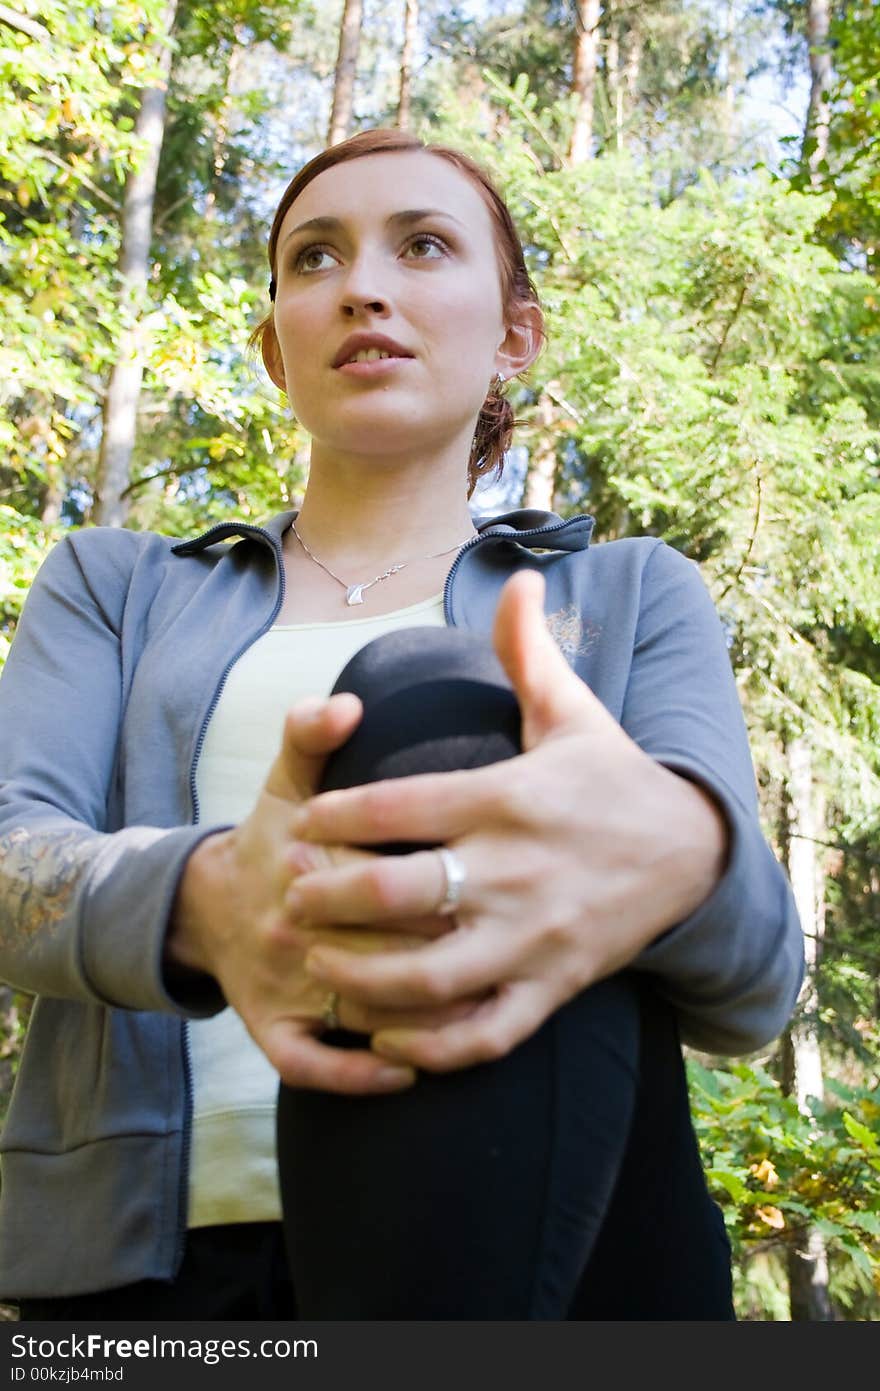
xmin=0 ymin=129 xmax=803 ymax=1320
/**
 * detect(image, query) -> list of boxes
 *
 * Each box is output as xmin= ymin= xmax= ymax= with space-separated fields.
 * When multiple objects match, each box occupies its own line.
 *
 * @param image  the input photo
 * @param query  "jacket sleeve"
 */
xmin=623 ymin=541 xmax=805 ymax=1056
xmin=0 ymin=531 xmax=224 ymax=1015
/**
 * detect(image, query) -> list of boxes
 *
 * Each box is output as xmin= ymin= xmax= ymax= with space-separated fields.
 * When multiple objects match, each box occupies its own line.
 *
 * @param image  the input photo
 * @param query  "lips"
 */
xmin=332 ymin=333 xmax=415 ymax=368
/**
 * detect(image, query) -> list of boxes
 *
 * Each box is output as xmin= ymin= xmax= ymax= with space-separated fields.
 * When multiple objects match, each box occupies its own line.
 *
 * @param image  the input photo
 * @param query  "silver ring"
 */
xmin=321 ymin=990 xmax=340 ymax=1031
xmin=435 ymin=847 xmax=467 ymax=916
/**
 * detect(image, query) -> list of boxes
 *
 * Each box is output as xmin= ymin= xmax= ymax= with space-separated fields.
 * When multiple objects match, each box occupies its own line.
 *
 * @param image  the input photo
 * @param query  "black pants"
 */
xmin=17 ymin=1223 xmax=295 ymax=1320
xmin=277 ymin=627 xmax=735 ymax=1320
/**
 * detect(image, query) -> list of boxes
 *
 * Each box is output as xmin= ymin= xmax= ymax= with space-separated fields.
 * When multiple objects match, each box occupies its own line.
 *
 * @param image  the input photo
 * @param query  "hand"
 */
xmin=168 ymin=694 xmax=468 ymax=1094
xmin=286 ymin=569 xmax=729 ymax=1073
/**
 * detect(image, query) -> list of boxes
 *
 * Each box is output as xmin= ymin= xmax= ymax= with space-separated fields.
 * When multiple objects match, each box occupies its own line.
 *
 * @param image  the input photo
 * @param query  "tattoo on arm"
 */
xmin=0 ymin=827 xmax=95 ymax=941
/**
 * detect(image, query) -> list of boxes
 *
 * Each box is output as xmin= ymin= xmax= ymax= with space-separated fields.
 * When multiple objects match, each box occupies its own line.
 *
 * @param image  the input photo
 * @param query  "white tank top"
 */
xmin=187 ymin=591 xmax=446 ymax=1227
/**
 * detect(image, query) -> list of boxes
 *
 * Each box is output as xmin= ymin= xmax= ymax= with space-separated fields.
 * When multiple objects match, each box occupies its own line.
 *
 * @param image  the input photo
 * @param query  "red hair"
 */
xmin=251 ymin=129 xmax=544 ymax=494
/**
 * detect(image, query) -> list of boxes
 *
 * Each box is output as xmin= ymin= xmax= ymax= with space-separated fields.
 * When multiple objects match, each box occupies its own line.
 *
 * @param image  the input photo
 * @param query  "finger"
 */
xmin=287 ymin=848 xmax=466 ymax=924
xmin=295 ymin=916 xmax=452 ymax=954
xmin=303 ymin=921 xmax=521 ymax=1009
xmin=263 ymin=1020 xmax=416 ymax=1094
xmin=492 ymin=569 xmax=616 ymax=749
xmin=340 ymin=993 xmax=486 ymax=1036
xmin=292 ymin=762 xmax=504 ymax=846
xmin=371 ymin=980 xmax=552 ymax=1072
xmin=264 ymin=692 xmax=363 ymax=802
xmin=284 ymin=838 xmax=379 ymax=881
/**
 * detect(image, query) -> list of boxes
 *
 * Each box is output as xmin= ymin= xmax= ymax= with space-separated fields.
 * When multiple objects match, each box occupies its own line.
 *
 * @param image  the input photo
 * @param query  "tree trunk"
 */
xmin=568 ymin=0 xmax=602 ymax=165
xmin=40 ymin=464 xmax=64 ymax=527
xmin=328 ymin=0 xmax=364 ymax=146
xmin=623 ymin=25 xmax=640 ymax=114
xmin=522 ymin=391 xmax=559 ymax=511
xmin=396 ymin=0 xmax=418 ymax=130
xmin=779 ymin=736 xmax=834 ymax=1321
xmin=604 ymin=3 xmax=623 ymax=152
xmin=802 ymin=0 xmax=832 ymax=186
xmin=93 ymin=1 xmax=177 ymax=528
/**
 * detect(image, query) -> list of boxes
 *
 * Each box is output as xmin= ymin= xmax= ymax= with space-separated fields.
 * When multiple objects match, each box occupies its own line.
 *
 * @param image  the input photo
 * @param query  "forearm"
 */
xmin=0 ymin=797 xmax=227 ymax=1014
xmin=633 ymin=765 xmax=804 ymax=1054
xmin=635 ymin=764 xmax=730 ymax=940
xmin=619 ymin=544 xmax=805 ymax=1055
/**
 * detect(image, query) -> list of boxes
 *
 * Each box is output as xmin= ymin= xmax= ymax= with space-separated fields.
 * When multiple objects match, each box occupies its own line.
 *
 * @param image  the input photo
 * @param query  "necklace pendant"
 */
xmin=345 ymin=584 xmax=366 ymax=606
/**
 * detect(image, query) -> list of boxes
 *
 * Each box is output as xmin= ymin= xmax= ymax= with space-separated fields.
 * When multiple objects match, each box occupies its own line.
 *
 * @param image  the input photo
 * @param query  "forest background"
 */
xmin=0 ymin=0 xmax=879 ymax=1321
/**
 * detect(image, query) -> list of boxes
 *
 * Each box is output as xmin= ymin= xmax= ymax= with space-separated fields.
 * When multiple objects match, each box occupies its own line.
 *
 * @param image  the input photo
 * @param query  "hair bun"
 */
xmin=469 ymin=386 xmax=515 ymax=494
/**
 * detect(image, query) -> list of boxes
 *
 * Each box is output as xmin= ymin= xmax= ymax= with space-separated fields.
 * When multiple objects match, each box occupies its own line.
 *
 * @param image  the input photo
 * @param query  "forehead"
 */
xmin=277 ymin=149 xmax=497 ymax=246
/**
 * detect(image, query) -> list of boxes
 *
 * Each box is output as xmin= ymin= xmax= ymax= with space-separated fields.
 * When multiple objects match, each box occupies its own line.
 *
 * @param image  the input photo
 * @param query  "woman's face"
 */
xmin=267 ymin=150 xmax=529 ymax=460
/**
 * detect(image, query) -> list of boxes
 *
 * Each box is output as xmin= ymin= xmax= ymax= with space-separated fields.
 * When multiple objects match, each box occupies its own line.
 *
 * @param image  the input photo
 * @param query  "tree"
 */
xmin=94 ymin=0 xmax=179 ymax=527
xmin=802 ymin=0 xmax=832 ymax=184
xmin=568 ymin=0 xmax=601 ymax=165
xmin=779 ymin=739 xmax=834 ymax=1320
xmin=397 ymin=0 xmax=419 ymax=130
xmin=328 ymin=0 xmax=364 ymax=144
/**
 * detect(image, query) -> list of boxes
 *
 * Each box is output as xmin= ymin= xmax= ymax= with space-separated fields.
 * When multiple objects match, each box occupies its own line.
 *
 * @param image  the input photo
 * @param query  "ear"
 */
xmin=495 ymin=301 xmax=544 ymax=381
xmin=261 ymin=321 xmax=288 ymax=393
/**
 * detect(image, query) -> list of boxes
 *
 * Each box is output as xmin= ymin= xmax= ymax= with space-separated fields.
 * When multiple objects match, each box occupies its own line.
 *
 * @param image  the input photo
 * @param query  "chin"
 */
xmin=313 ymin=410 xmax=455 ymax=457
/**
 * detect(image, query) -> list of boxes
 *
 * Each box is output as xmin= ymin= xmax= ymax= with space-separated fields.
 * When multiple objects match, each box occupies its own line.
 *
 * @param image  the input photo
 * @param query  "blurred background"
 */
xmin=1 ymin=0 xmax=878 ymax=1320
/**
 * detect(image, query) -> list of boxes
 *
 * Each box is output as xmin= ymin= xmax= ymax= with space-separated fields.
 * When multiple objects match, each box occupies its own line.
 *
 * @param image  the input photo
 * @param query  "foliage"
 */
xmin=819 ymin=0 xmax=880 ymax=275
xmin=431 ymin=100 xmax=880 ymax=786
xmin=0 ymin=1 xmax=161 ymax=500
xmin=0 ymin=506 xmax=61 ymax=667
xmin=772 ymin=0 xmax=880 ymax=276
xmin=689 ymin=1058 xmax=880 ymax=1318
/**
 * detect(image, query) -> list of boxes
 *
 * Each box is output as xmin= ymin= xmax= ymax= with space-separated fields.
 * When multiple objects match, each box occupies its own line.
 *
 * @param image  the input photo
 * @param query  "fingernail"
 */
xmin=304 ymin=951 xmax=330 ymax=980
xmin=372 ymin=1033 xmax=404 ymax=1061
xmin=287 ymin=840 xmax=318 ymax=874
xmin=377 ymin=1065 xmax=416 ymax=1087
xmin=286 ymin=889 xmax=304 ymax=917
xmin=295 ymin=697 xmax=326 ymax=720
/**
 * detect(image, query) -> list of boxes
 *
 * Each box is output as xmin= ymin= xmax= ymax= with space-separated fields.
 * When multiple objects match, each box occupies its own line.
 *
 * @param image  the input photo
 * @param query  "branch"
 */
xmin=481 ymin=68 xmax=568 ymax=170
xmin=804 ymin=933 xmax=880 ymax=971
xmin=23 ymin=145 xmax=119 ymax=210
xmin=544 ymin=382 xmax=584 ymax=424
xmin=717 ymin=461 xmax=762 ymax=602
xmin=119 ymin=463 xmax=197 ymax=500
xmin=790 ymin=833 xmax=880 ymax=865
xmin=523 ymin=194 xmax=579 ymax=264
xmin=0 ymin=4 xmax=49 ymax=41
xmin=153 ymin=191 xmax=193 ymax=233
xmin=708 ymin=279 xmax=749 ymax=375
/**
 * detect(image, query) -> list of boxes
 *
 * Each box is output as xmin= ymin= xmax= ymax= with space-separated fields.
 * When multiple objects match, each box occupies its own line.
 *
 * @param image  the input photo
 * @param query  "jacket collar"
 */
xmin=171 ymin=511 xmax=297 ymax=556
xmin=171 ymin=508 xmax=594 ymax=558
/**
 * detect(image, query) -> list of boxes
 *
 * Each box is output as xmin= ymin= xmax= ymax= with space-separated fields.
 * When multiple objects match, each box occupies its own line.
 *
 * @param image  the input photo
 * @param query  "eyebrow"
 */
xmin=278 ymin=208 xmax=465 ymax=253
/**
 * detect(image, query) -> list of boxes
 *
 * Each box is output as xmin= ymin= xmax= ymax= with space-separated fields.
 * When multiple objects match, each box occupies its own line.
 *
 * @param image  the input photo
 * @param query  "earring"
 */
xmin=493 ymin=372 xmax=507 ymax=388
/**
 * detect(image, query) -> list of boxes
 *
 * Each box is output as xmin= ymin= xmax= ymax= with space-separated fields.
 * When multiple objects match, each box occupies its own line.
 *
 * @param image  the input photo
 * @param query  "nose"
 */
xmin=339 ymin=250 xmax=391 ymax=318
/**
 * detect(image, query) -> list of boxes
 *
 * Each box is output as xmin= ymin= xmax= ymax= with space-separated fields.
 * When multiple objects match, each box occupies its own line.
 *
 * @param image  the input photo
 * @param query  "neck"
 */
xmin=292 ymin=438 xmax=477 ymax=569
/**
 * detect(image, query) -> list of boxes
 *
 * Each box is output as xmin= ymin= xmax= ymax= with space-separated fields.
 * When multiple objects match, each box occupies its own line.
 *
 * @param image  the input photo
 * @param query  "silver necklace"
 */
xmin=291 ymin=519 xmax=477 ymax=606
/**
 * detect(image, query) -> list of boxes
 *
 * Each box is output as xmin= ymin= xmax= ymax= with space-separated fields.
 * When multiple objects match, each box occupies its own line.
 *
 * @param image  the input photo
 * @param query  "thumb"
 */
xmin=264 ymin=691 xmax=363 ymax=801
xmin=492 ymin=569 xmax=605 ymax=750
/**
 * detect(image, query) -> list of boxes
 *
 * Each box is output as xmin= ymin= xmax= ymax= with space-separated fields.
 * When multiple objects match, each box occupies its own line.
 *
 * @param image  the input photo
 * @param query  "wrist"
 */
xmin=166 ymin=829 xmax=236 ymax=977
xmin=664 ymin=771 xmax=730 ymax=923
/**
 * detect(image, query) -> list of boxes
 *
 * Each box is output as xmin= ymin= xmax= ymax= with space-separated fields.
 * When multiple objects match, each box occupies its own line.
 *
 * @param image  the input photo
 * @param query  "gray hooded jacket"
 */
xmin=0 ymin=508 xmax=804 ymax=1297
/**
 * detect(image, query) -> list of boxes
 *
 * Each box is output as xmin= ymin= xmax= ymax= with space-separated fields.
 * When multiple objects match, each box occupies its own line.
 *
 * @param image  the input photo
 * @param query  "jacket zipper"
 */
xmin=175 ymin=524 xmax=287 ymax=1270
xmin=443 ymin=516 xmax=576 ymax=625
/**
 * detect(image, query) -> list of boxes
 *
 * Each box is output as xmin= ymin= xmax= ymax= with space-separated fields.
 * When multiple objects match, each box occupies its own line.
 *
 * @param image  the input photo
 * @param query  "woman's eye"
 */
xmin=294 ymin=246 xmax=335 ymax=273
xmin=405 ymin=234 xmax=448 ymax=260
